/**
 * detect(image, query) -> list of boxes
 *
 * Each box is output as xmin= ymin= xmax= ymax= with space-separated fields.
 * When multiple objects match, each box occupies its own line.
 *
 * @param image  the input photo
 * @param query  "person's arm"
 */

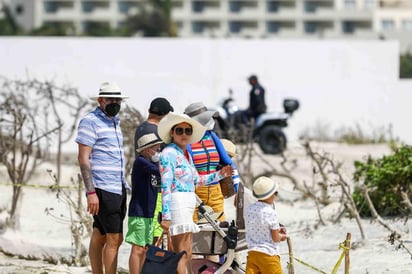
xmin=269 ymin=209 xmax=287 ymax=242
xmin=271 ymin=228 xmax=287 ymax=243
xmin=211 ymin=132 xmax=240 ymax=191
xmin=194 ymin=165 xmax=233 ymax=186
xmin=78 ymin=143 xmax=99 ymax=215
xmin=159 ymin=148 xmax=174 ymax=222
xmin=188 ymin=146 xmax=233 ymax=186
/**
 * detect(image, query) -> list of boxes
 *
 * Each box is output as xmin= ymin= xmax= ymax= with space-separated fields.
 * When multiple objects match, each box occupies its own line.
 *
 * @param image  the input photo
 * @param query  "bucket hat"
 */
xmin=136 ymin=133 xmax=163 ymax=153
xmin=158 ymin=112 xmax=206 ymax=144
xmin=220 ymin=139 xmax=237 ymax=158
xmin=149 ymin=97 xmax=174 ymax=115
xmin=184 ymin=102 xmax=217 ymax=127
xmin=90 ymin=82 xmax=128 ymax=100
xmin=197 ymin=205 xmax=224 ymax=224
xmin=252 ymin=176 xmax=279 ymax=201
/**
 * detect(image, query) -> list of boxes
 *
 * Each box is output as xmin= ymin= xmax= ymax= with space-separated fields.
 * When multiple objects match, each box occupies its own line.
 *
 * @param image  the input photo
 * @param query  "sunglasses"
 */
xmin=274 ymin=191 xmax=278 ymax=196
xmin=174 ymin=127 xmax=193 ymax=136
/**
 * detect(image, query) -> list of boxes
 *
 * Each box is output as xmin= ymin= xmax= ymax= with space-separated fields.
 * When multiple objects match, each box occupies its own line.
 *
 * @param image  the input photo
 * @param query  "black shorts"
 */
xmin=93 ymin=187 xmax=127 ymax=234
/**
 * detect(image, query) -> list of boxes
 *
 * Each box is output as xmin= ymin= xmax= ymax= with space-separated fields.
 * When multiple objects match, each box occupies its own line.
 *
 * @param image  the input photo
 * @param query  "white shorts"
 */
xmin=169 ymin=192 xmax=200 ymax=236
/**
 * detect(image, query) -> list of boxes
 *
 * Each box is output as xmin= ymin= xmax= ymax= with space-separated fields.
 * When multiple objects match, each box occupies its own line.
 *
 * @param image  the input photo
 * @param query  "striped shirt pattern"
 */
xmin=75 ymin=107 xmax=129 ymax=195
xmin=187 ymin=130 xmax=241 ymax=190
xmin=190 ymin=137 xmax=220 ymax=176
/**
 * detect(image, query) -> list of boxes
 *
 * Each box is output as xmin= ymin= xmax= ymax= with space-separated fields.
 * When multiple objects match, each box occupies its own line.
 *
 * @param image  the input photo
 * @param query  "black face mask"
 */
xmin=104 ymin=103 xmax=121 ymax=117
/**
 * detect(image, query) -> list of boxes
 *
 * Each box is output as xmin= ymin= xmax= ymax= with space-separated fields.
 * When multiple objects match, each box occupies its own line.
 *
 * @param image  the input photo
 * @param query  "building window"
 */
xmin=229 ymin=21 xmax=241 ymax=33
xmin=304 ymin=2 xmax=316 ymax=13
xmin=364 ymin=0 xmax=376 ymax=9
xmin=381 ymin=19 xmax=394 ymax=31
xmin=342 ymin=21 xmax=355 ymax=33
xmin=304 ymin=22 xmax=317 ymax=33
xmin=267 ymin=1 xmax=279 ymax=12
xmin=82 ymin=2 xmax=94 ymax=13
xmin=344 ymin=0 xmax=356 ymax=9
xmin=402 ymin=19 xmax=412 ymax=30
xmin=192 ymin=2 xmax=204 ymax=13
xmin=44 ymin=2 xmax=58 ymax=13
xmin=192 ymin=22 xmax=204 ymax=33
xmin=118 ymin=2 xmax=131 ymax=14
xmin=229 ymin=1 xmax=241 ymax=13
xmin=266 ymin=22 xmax=279 ymax=33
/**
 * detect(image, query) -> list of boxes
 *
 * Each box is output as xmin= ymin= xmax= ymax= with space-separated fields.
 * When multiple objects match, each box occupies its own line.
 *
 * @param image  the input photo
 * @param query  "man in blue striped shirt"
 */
xmin=76 ymin=82 xmax=130 ymax=274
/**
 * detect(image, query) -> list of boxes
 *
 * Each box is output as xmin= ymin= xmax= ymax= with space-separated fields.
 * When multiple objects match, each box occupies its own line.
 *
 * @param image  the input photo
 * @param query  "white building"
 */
xmin=7 ymin=0 xmax=412 ymax=51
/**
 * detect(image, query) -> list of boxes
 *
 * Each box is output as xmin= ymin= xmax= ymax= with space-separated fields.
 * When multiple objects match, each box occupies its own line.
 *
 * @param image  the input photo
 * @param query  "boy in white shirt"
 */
xmin=245 ymin=176 xmax=287 ymax=274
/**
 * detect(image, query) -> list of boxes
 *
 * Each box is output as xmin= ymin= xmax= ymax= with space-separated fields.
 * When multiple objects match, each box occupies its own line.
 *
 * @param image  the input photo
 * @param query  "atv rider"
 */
xmin=247 ymin=74 xmax=267 ymax=120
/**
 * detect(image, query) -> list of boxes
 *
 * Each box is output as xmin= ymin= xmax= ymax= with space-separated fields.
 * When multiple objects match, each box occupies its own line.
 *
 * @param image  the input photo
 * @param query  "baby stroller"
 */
xmin=191 ymin=184 xmax=248 ymax=274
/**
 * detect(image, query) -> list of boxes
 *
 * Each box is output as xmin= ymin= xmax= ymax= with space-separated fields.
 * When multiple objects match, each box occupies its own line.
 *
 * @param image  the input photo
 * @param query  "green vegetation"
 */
xmin=353 ymin=144 xmax=412 ymax=217
xmin=0 ymin=5 xmax=24 ymax=35
xmin=335 ymin=124 xmax=396 ymax=144
xmin=400 ymin=53 xmax=412 ymax=78
xmin=0 ymin=0 xmax=174 ymax=37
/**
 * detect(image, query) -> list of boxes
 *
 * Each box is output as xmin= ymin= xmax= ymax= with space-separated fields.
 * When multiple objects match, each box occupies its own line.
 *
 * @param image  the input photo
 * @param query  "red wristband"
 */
xmin=87 ymin=191 xmax=96 ymax=195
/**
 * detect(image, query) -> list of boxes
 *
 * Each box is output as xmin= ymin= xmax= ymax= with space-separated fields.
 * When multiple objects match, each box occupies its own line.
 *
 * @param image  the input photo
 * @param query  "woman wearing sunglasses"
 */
xmin=157 ymin=112 xmax=233 ymax=274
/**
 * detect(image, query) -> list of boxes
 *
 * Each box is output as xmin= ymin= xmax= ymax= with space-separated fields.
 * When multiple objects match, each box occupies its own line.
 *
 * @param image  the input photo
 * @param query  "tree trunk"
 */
xmin=56 ymin=129 xmax=62 ymax=185
xmin=8 ymin=185 xmax=23 ymax=230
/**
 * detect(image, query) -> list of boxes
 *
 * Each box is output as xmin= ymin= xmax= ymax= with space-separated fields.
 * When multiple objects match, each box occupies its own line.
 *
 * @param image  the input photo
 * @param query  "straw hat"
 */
xmin=197 ymin=205 xmax=224 ymax=224
xmin=220 ymin=139 xmax=237 ymax=158
xmin=252 ymin=176 xmax=279 ymax=201
xmin=90 ymin=82 xmax=128 ymax=100
xmin=184 ymin=102 xmax=217 ymax=126
xmin=158 ymin=112 xmax=206 ymax=144
xmin=136 ymin=133 xmax=163 ymax=153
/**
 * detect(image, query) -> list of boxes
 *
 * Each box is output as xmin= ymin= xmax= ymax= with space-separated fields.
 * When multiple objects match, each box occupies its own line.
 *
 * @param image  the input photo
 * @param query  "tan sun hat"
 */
xmin=252 ymin=176 xmax=279 ymax=201
xmin=197 ymin=205 xmax=224 ymax=224
xmin=158 ymin=112 xmax=206 ymax=144
xmin=136 ymin=133 xmax=163 ymax=153
xmin=220 ymin=139 xmax=237 ymax=158
xmin=90 ymin=82 xmax=129 ymax=100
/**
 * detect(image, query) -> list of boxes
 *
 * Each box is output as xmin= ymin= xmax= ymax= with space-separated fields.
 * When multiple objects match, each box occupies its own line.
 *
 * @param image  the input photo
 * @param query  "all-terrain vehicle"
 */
xmin=213 ymin=90 xmax=299 ymax=154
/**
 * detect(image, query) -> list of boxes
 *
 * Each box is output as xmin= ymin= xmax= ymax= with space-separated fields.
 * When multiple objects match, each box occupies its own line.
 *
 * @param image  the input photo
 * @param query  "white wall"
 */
xmin=1 ymin=37 xmax=411 ymax=151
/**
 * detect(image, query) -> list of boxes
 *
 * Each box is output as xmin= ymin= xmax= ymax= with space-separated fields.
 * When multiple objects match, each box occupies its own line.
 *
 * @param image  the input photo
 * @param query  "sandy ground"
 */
xmin=0 ymin=142 xmax=411 ymax=273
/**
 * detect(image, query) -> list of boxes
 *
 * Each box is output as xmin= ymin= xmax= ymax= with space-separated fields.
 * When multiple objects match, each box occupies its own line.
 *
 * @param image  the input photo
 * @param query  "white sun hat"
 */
xmin=252 ymin=176 xmax=279 ymax=201
xmin=90 ymin=82 xmax=129 ymax=100
xmin=158 ymin=112 xmax=206 ymax=144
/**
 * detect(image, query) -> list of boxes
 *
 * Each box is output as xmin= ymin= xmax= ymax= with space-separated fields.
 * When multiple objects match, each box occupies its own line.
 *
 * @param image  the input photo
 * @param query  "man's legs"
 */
xmin=89 ymin=228 xmax=106 ymax=274
xmin=91 ymin=187 xmax=126 ymax=274
xmin=103 ymin=232 xmax=123 ymax=274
